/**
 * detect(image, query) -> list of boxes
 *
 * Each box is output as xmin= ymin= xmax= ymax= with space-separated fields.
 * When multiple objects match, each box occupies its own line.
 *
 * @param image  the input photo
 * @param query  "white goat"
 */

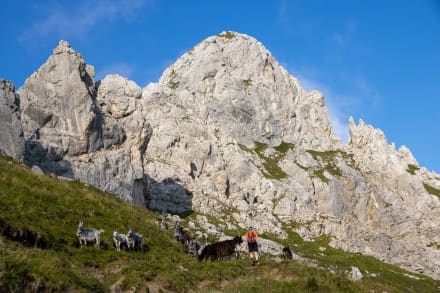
xmin=160 ymin=218 xmax=168 ymax=230
xmin=76 ymin=221 xmax=104 ymax=248
xmin=126 ymin=229 xmax=143 ymax=251
xmin=112 ymin=231 xmax=129 ymax=251
xmin=188 ymin=238 xmax=201 ymax=257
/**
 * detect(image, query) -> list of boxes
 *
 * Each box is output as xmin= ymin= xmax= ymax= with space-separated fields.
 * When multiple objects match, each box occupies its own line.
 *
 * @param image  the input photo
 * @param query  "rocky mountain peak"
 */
xmin=18 ymin=40 xmax=100 ymax=161
xmin=145 ymin=31 xmax=340 ymax=150
xmin=53 ymin=40 xmax=74 ymax=53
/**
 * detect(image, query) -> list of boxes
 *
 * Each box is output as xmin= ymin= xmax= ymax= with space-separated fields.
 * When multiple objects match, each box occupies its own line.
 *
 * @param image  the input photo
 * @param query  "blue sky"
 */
xmin=1 ymin=0 xmax=439 ymax=172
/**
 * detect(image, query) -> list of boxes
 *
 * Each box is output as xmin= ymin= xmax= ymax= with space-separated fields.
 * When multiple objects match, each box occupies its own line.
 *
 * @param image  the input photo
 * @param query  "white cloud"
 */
xmin=19 ymin=0 xmax=152 ymax=42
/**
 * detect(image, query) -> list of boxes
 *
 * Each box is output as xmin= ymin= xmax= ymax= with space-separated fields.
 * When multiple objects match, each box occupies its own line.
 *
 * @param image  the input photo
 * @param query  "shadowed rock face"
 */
xmin=0 ymin=79 xmax=25 ymax=162
xmin=2 ymin=32 xmax=439 ymax=279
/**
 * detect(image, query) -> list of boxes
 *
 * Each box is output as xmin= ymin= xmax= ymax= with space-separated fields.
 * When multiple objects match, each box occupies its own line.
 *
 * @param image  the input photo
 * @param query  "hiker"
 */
xmin=245 ymin=226 xmax=260 ymax=265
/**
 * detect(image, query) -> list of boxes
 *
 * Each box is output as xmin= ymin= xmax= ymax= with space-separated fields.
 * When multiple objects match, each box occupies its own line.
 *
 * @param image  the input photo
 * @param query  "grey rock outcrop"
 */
xmin=16 ymin=41 xmax=152 ymax=204
xmin=0 ymin=79 xmax=25 ymax=161
xmin=349 ymin=266 xmax=363 ymax=281
xmin=19 ymin=40 xmax=101 ymax=164
xmin=68 ymin=74 xmax=152 ymax=204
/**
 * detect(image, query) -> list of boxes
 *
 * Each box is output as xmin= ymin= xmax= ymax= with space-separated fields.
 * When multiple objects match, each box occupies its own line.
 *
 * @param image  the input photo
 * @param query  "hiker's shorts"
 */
xmin=248 ymin=242 xmax=258 ymax=252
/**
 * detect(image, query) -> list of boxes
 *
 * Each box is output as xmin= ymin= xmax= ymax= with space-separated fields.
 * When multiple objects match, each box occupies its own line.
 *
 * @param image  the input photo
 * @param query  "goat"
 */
xmin=282 ymin=246 xmax=293 ymax=261
xmin=173 ymin=222 xmax=192 ymax=246
xmin=179 ymin=227 xmax=193 ymax=247
xmin=188 ymin=238 xmax=201 ymax=257
xmin=127 ymin=229 xmax=143 ymax=251
xmin=160 ymin=218 xmax=169 ymax=230
xmin=173 ymin=221 xmax=181 ymax=241
xmin=76 ymin=221 xmax=104 ymax=248
xmin=198 ymin=236 xmax=243 ymax=261
xmin=113 ymin=231 xmax=129 ymax=251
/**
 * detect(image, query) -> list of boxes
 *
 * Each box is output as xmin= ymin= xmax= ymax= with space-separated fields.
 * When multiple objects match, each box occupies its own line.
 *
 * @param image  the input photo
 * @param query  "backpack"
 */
xmin=247 ymin=231 xmax=257 ymax=243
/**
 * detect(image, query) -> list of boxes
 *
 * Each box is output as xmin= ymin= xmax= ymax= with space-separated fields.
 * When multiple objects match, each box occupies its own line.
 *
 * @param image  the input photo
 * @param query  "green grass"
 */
xmin=407 ymin=164 xmax=420 ymax=175
xmin=306 ymin=150 xmax=348 ymax=183
xmin=243 ymin=77 xmax=252 ymax=86
xmin=238 ymin=141 xmax=294 ymax=180
xmin=168 ymin=69 xmax=179 ymax=89
xmin=218 ymin=31 xmax=236 ymax=39
xmin=0 ymin=156 xmax=439 ymax=292
xmin=283 ymin=229 xmax=439 ymax=293
xmin=423 ymin=183 xmax=440 ymax=198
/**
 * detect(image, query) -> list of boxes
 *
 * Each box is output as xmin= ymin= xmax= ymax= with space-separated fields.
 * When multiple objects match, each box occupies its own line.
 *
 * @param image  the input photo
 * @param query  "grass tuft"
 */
xmin=423 ymin=183 xmax=440 ymax=199
xmin=218 ymin=31 xmax=236 ymax=39
xmin=407 ymin=164 xmax=420 ymax=175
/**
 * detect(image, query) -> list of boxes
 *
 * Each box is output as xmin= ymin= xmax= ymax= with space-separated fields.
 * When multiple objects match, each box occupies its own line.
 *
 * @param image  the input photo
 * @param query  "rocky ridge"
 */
xmin=0 ymin=32 xmax=439 ymax=279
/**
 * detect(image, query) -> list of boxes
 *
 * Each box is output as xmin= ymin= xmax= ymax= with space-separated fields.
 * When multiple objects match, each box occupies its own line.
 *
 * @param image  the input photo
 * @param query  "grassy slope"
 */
xmin=0 ymin=156 xmax=439 ymax=292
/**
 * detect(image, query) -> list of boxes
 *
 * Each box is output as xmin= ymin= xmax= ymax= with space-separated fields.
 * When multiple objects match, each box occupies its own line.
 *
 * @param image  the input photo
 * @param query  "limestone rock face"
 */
xmin=142 ymin=32 xmax=340 ymax=220
xmin=342 ymin=118 xmax=440 ymax=279
xmin=16 ymin=41 xmax=153 ymax=204
xmin=18 ymin=40 xmax=101 ymax=165
xmin=0 ymin=79 xmax=25 ymax=161
xmin=144 ymin=32 xmax=339 ymax=151
xmin=68 ymin=74 xmax=152 ymax=203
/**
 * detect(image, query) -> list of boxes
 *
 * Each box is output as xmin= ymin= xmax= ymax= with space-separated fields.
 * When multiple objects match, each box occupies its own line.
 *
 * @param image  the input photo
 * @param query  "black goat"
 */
xmin=198 ymin=236 xmax=243 ymax=261
xmin=282 ymin=246 xmax=293 ymax=260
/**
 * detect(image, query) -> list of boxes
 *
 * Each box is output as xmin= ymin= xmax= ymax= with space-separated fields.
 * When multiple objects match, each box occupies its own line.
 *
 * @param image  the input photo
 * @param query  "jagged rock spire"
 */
xmin=18 ymin=39 xmax=101 ymax=164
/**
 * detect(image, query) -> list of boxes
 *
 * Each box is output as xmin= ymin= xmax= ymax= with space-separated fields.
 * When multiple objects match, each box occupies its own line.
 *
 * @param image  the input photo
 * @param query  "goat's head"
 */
xmin=233 ymin=236 xmax=243 ymax=244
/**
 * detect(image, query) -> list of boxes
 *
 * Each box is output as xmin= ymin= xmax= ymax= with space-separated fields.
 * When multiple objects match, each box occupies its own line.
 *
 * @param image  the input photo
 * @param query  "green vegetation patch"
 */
xmin=243 ymin=77 xmax=252 ymax=86
xmin=238 ymin=141 xmax=295 ymax=180
xmin=306 ymin=150 xmax=345 ymax=183
xmin=423 ymin=183 xmax=440 ymax=199
xmin=283 ymin=230 xmax=440 ymax=293
xmin=218 ymin=31 xmax=236 ymax=39
xmin=314 ymin=169 xmax=330 ymax=183
xmin=407 ymin=164 xmax=420 ymax=175
xmin=168 ymin=69 xmax=179 ymax=89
